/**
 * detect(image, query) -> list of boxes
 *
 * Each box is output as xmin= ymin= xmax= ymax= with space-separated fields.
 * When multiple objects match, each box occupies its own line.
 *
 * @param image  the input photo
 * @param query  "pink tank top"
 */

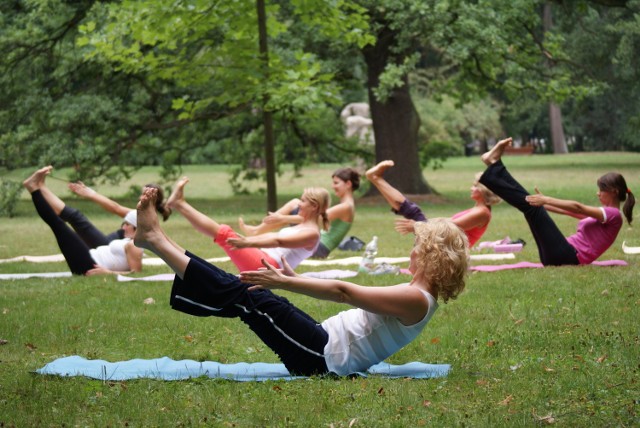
xmin=452 ymin=208 xmax=490 ymax=247
xmin=566 ymin=207 xmax=622 ymax=264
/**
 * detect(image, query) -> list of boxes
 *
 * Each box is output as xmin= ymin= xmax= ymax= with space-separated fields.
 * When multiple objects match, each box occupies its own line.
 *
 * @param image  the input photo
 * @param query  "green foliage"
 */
xmin=557 ymin=1 xmax=640 ymax=151
xmin=484 ymin=1 xmax=640 ymax=152
xmin=413 ymin=93 xmax=503 ymax=167
xmin=1 ymin=0 xmax=639 ymax=200
xmin=419 ymin=140 xmax=462 ymax=170
xmin=373 ymin=54 xmax=420 ymax=102
xmin=81 ymin=0 xmax=372 ymax=115
xmin=0 ymin=0 xmax=373 ymax=187
xmin=0 ymin=179 xmax=23 ymax=218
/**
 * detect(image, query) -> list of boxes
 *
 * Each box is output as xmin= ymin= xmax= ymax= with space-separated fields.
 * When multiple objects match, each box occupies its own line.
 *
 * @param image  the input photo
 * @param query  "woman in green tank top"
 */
xmin=238 ymin=167 xmax=360 ymax=258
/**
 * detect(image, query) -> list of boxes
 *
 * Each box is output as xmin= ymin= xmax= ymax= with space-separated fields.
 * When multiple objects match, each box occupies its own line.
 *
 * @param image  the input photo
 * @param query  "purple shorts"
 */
xmin=393 ymin=199 xmax=427 ymax=222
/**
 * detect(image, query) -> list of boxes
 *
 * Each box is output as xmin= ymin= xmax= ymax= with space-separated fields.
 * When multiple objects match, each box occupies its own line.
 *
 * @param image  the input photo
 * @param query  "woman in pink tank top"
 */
xmin=479 ymin=137 xmax=635 ymax=266
xmin=366 ymin=161 xmax=501 ymax=247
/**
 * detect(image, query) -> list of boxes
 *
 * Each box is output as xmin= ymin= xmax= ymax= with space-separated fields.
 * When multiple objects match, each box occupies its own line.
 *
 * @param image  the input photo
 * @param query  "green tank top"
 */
xmin=320 ymin=219 xmax=352 ymax=251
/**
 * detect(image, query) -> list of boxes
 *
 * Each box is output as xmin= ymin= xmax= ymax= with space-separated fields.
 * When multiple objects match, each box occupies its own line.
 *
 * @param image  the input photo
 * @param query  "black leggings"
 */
xmin=59 ymin=206 xmax=123 ymax=248
xmin=479 ymin=161 xmax=579 ymax=266
xmin=31 ymin=190 xmax=96 ymax=275
xmin=170 ymin=252 xmax=330 ymax=376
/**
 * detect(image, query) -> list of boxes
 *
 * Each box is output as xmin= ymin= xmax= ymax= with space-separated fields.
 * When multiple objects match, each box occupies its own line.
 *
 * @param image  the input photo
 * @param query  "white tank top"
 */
xmin=321 ymin=287 xmax=437 ymax=376
xmin=89 ymin=238 xmax=131 ymax=271
xmin=262 ymin=227 xmax=319 ymax=269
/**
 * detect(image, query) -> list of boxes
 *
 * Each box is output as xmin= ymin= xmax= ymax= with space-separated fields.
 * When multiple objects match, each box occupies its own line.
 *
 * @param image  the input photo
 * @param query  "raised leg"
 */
xmin=29 ymin=190 xmax=94 ymax=275
xmin=365 ymin=160 xmax=406 ymax=211
xmin=22 ymin=166 xmax=52 ymax=192
xmin=481 ymin=137 xmax=512 ymax=166
xmin=167 ymin=176 xmax=222 ymax=238
xmin=23 ymin=166 xmax=68 ymax=215
xmin=479 ymin=159 xmax=578 ymax=266
xmin=135 ymin=188 xmax=190 ymax=278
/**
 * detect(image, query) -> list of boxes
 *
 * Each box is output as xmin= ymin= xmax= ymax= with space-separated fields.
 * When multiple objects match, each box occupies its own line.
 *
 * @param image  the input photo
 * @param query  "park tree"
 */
xmin=544 ymin=2 xmax=569 ymax=154
xmin=1 ymin=0 xmax=637 ymax=206
xmin=492 ymin=0 xmax=639 ymax=152
xmin=555 ymin=0 xmax=640 ymax=151
xmin=0 ymin=0 xmax=373 ymax=209
xmin=344 ymin=0 xmax=622 ymax=193
xmin=0 ymin=0 xmax=232 ymax=184
xmin=76 ymin=0 xmax=373 ymax=209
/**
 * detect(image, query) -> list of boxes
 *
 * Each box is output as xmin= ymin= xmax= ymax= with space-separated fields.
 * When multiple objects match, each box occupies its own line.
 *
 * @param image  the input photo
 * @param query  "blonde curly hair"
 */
xmin=413 ymin=219 xmax=469 ymax=303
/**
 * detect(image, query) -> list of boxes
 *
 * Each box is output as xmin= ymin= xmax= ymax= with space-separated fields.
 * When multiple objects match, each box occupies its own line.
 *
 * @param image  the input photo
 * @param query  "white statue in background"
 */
xmin=340 ymin=102 xmax=374 ymax=145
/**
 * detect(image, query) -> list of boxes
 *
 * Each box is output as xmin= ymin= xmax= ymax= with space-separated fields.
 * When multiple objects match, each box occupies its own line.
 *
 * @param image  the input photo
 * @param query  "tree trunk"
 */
xmin=362 ymin=27 xmax=432 ymax=196
xmin=256 ymin=0 xmax=277 ymax=211
xmin=544 ymin=2 xmax=569 ymax=154
xmin=548 ymin=102 xmax=568 ymax=154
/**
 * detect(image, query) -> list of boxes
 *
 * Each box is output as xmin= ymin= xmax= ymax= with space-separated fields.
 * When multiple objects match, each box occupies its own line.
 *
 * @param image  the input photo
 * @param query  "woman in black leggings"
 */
xmin=479 ymin=138 xmax=634 ymax=266
xmin=23 ymin=166 xmax=144 ymax=275
xmin=134 ymin=187 xmax=468 ymax=376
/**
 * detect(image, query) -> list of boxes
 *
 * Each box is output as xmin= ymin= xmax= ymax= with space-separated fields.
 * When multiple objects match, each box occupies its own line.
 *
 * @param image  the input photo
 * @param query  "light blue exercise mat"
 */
xmin=36 ymin=356 xmax=450 ymax=381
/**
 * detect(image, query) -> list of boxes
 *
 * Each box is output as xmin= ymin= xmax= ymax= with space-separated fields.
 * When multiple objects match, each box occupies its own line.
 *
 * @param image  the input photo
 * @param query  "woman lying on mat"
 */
xmin=238 ymin=167 xmax=360 ymax=259
xmin=23 ymin=166 xmax=143 ymax=275
xmin=68 ymin=180 xmax=171 ymax=242
xmin=166 ymin=176 xmax=329 ymax=272
xmin=479 ymin=137 xmax=635 ymax=266
xmin=365 ymin=161 xmax=501 ymax=247
xmin=135 ymin=187 xmax=468 ymax=376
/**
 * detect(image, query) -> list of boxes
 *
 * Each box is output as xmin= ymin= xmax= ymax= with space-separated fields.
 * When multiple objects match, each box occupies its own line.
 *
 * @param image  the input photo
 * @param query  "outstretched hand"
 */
xmin=279 ymin=256 xmax=298 ymax=277
xmin=86 ymin=265 xmax=111 ymax=276
xmin=525 ymin=187 xmax=547 ymax=206
xmin=226 ymin=235 xmax=250 ymax=250
xmin=239 ymin=259 xmax=287 ymax=291
xmin=262 ymin=212 xmax=282 ymax=224
xmin=394 ymin=218 xmax=416 ymax=235
xmin=68 ymin=181 xmax=96 ymax=198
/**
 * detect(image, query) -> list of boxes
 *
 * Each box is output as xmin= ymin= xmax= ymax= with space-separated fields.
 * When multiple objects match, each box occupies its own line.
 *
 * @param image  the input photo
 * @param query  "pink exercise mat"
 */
xmin=470 ymin=260 xmax=627 ymax=272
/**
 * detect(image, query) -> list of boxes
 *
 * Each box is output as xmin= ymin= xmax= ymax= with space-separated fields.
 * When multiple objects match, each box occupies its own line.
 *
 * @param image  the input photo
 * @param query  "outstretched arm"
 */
xmin=263 ymin=198 xmax=304 ymax=225
xmin=394 ymin=218 xmax=416 ymax=235
xmin=239 ymin=198 xmax=303 ymax=236
xmin=526 ymin=188 xmax=599 ymax=220
xmin=239 ymin=260 xmax=429 ymax=325
xmin=395 ymin=207 xmax=489 ymax=235
xmin=227 ymin=227 xmax=319 ymax=250
xmin=68 ymin=182 xmax=131 ymax=218
xmin=262 ymin=212 xmax=304 ymax=226
xmin=542 ymin=205 xmax=585 ymax=219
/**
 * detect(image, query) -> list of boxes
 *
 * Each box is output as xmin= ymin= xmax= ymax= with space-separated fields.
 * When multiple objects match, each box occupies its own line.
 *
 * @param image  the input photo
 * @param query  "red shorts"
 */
xmin=214 ymin=224 xmax=278 ymax=272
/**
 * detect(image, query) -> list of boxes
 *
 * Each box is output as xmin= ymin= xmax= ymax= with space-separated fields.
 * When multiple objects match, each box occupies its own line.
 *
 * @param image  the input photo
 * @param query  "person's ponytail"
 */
xmin=623 ymin=189 xmax=635 ymax=225
xmin=145 ymin=183 xmax=172 ymax=221
xmin=321 ymin=212 xmax=330 ymax=231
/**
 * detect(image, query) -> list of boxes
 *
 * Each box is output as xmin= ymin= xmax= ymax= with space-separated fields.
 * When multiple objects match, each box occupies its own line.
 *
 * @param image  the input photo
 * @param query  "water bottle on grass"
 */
xmin=358 ymin=236 xmax=378 ymax=273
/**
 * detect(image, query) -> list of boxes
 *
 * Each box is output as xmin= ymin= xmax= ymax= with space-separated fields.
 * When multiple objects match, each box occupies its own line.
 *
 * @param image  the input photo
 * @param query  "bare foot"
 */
xmin=134 ymin=188 xmax=163 ymax=251
xmin=23 ymin=166 xmax=53 ymax=192
xmin=365 ymin=160 xmax=395 ymax=181
xmin=166 ymin=176 xmax=189 ymax=209
xmin=481 ymin=138 xmax=513 ymax=166
xmin=238 ymin=217 xmax=258 ymax=236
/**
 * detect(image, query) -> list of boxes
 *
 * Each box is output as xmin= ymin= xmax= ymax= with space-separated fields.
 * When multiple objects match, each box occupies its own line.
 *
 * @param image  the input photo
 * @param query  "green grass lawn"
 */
xmin=1 ymin=153 xmax=639 ymax=426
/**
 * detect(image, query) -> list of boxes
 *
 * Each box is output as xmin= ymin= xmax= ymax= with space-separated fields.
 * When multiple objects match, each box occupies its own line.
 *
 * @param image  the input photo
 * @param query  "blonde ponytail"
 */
xmin=302 ymin=187 xmax=331 ymax=231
